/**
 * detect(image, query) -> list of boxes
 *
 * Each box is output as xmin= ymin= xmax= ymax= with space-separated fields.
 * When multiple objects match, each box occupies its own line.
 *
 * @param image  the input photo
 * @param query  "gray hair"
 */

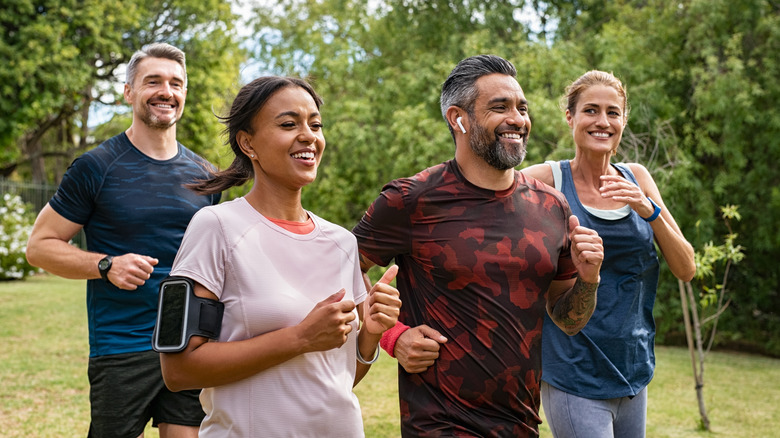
xmin=125 ymin=43 xmax=187 ymax=88
xmin=440 ymin=55 xmax=517 ymax=124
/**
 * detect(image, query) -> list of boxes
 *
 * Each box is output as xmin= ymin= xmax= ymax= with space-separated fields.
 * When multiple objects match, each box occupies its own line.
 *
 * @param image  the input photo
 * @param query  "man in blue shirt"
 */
xmin=27 ymin=43 xmax=220 ymax=438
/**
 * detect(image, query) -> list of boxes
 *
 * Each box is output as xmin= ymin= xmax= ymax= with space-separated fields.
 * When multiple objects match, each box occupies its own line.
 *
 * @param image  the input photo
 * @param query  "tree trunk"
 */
xmin=679 ymin=279 xmax=711 ymax=431
xmin=23 ymin=136 xmax=47 ymax=183
xmin=20 ymin=113 xmax=64 ymax=183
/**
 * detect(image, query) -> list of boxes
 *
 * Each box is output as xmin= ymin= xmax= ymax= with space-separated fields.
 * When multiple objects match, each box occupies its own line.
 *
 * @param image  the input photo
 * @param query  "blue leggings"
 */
xmin=541 ymin=381 xmax=647 ymax=438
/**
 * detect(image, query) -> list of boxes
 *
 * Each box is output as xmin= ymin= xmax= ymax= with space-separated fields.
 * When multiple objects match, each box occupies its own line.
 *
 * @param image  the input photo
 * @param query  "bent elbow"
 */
xmin=562 ymin=324 xmax=585 ymax=337
xmin=678 ymin=265 xmax=696 ymax=283
xmin=160 ymin=358 xmax=194 ymax=392
xmin=681 ymin=245 xmax=697 ymax=282
xmin=25 ymin=237 xmax=51 ymax=270
xmin=672 ymin=257 xmax=697 ymax=283
xmin=25 ymin=244 xmax=40 ymax=268
xmin=164 ymin=380 xmax=188 ymax=393
xmin=549 ymin=302 xmax=596 ymax=336
xmin=160 ymin=370 xmax=184 ymax=392
xmin=164 ymin=380 xmax=184 ymax=393
xmin=554 ymin=318 xmax=590 ymax=336
xmin=162 ymin=370 xmax=185 ymax=392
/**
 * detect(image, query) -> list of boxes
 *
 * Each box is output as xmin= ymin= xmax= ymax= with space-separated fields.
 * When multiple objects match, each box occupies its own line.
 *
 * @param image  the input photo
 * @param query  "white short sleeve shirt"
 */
xmin=172 ymin=198 xmax=367 ymax=437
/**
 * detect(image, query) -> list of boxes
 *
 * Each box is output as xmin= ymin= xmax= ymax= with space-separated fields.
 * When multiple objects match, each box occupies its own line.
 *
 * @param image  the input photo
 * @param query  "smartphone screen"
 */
xmin=156 ymin=281 xmax=188 ymax=350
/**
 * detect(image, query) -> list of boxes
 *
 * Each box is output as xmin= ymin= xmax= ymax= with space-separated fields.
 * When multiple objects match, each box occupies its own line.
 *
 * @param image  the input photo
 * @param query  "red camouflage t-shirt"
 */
xmin=353 ymin=160 xmax=576 ymax=438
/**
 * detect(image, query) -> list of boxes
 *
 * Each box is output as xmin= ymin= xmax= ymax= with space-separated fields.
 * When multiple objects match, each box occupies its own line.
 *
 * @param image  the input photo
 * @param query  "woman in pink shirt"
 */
xmin=160 ymin=76 xmax=401 ymax=437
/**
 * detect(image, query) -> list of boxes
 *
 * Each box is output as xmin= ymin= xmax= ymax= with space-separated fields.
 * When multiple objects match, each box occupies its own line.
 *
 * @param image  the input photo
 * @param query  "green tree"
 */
xmin=679 ymin=205 xmax=745 ymax=430
xmin=248 ymin=0 xmax=569 ymax=225
xmin=680 ymin=1 xmax=780 ymax=351
xmin=1 ymin=0 xmax=245 ymax=182
xmin=7 ymin=0 xmax=778 ymax=353
xmin=539 ymin=0 xmax=780 ymax=355
xmin=243 ymin=0 xmax=780 ymax=353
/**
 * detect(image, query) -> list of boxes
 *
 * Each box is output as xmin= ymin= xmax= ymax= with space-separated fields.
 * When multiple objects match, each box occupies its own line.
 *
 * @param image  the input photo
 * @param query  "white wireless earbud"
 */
xmin=456 ymin=116 xmax=466 ymax=134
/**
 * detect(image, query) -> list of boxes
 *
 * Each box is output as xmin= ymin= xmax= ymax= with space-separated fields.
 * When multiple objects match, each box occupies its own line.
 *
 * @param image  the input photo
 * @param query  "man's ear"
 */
xmin=123 ymin=83 xmax=133 ymax=105
xmin=446 ymin=107 xmax=466 ymax=134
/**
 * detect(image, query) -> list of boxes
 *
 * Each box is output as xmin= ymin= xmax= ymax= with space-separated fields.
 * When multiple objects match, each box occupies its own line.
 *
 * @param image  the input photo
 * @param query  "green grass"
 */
xmin=2 ymin=275 xmax=779 ymax=437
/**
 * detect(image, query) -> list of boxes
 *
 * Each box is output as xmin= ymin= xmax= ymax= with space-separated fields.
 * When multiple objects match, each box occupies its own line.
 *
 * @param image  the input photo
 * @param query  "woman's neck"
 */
xmin=244 ymin=180 xmax=307 ymax=222
xmin=570 ymin=152 xmax=614 ymax=190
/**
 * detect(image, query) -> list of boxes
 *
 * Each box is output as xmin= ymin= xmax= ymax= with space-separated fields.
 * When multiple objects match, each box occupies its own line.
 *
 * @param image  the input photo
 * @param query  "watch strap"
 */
xmin=98 ymin=255 xmax=113 ymax=282
xmin=641 ymin=197 xmax=662 ymax=222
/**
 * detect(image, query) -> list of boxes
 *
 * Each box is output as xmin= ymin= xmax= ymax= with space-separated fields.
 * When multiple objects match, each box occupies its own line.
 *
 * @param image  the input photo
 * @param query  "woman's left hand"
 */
xmin=599 ymin=174 xmax=655 ymax=218
xmin=363 ymin=265 xmax=401 ymax=335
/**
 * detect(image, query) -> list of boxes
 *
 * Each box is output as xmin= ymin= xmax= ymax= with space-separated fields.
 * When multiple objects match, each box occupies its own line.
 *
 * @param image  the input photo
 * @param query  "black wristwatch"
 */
xmin=98 ymin=255 xmax=113 ymax=283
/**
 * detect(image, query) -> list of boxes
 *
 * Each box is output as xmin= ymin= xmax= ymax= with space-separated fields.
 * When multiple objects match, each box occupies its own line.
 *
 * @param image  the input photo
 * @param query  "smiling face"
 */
xmin=240 ymin=86 xmax=325 ymax=190
xmin=567 ymin=84 xmax=626 ymax=156
xmin=124 ymin=57 xmax=187 ymax=130
xmin=467 ymin=74 xmax=531 ymax=170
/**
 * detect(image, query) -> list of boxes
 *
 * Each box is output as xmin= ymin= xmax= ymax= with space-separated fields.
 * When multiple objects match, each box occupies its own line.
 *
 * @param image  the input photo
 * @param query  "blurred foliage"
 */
xmin=689 ymin=206 xmax=746 ymax=352
xmin=0 ymin=0 xmax=245 ymax=180
xmin=4 ymin=0 xmax=778 ymax=354
xmin=0 ymin=194 xmax=41 ymax=280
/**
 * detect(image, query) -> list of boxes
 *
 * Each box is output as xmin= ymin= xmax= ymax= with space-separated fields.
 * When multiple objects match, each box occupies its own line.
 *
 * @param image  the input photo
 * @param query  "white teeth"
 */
xmin=591 ymin=132 xmax=610 ymax=138
xmin=291 ymin=152 xmax=315 ymax=159
xmin=153 ymin=104 xmax=173 ymax=109
xmin=500 ymin=133 xmax=522 ymax=139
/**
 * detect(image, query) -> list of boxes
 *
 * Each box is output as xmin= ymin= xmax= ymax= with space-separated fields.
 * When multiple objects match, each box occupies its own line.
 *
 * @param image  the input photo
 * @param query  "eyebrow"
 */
xmin=583 ymin=102 xmax=621 ymax=110
xmin=275 ymin=110 xmax=321 ymax=119
xmin=488 ymin=96 xmax=528 ymax=106
xmin=142 ymin=74 xmax=184 ymax=83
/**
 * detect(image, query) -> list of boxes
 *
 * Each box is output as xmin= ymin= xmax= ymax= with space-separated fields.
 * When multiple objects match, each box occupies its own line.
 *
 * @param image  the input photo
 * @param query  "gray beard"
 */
xmin=469 ymin=123 xmax=527 ymax=170
xmin=138 ymin=103 xmax=180 ymax=130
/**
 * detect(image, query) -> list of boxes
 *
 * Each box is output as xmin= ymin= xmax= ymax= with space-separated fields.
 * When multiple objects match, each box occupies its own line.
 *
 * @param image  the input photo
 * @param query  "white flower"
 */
xmin=0 ymin=194 xmax=36 ymax=280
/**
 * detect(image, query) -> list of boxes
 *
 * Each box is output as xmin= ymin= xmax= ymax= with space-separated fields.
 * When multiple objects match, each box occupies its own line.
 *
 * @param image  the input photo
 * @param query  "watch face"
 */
xmin=99 ymin=258 xmax=110 ymax=270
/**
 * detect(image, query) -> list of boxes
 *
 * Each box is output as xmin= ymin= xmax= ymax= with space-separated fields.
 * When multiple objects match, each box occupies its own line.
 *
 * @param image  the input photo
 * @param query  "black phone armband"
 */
xmin=152 ymin=276 xmax=224 ymax=353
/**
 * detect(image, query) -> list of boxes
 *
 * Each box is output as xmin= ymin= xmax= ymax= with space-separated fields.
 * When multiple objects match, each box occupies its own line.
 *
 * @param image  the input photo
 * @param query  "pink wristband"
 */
xmin=380 ymin=321 xmax=410 ymax=358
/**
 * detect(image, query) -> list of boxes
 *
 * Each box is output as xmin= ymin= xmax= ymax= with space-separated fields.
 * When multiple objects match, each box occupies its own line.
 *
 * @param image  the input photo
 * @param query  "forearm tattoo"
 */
xmin=552 ymin=277 xmax=598 ymax=334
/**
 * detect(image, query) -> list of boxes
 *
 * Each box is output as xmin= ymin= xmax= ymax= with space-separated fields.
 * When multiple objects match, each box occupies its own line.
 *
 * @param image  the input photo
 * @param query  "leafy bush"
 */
xmin=0 ymin=193 xmax=40 ymax=280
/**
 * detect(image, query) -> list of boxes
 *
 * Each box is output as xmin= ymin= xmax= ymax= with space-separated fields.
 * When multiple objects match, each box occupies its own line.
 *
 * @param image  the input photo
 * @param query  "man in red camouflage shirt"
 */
xmin=352 ymin=55 xmax=604 ymax=437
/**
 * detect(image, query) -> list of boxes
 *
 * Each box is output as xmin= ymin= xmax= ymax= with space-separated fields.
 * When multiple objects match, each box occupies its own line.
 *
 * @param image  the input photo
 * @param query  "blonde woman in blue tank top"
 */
xmin=522 ymin=71 xmax=696 ymax=438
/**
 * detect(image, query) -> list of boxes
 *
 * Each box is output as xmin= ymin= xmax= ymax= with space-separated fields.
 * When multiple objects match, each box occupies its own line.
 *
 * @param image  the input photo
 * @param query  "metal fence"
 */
xmin=0 ymin=178 xmax=86 ymax=248
xmin=0 ymin=178 xmax=58 ymax=212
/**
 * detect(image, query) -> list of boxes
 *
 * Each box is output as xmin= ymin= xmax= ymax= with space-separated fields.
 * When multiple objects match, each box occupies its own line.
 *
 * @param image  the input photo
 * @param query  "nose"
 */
xmin=158 ymin=82 xmax=174 ymax=98
xmin=595 ymin=111 xmax=609 ymax=127
xmin=298 ymin=125 xmax=318 ymax=144
xmin=507 ymin=108 xmax=528 ymax=129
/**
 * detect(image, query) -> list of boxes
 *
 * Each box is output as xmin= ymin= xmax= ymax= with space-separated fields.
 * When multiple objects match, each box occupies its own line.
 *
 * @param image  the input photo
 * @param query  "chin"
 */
xmin=299 ymin=173 xmax=318 ymax=186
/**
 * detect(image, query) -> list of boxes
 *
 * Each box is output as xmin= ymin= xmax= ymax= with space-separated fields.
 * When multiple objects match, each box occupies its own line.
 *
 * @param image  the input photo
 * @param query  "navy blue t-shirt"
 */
xmin=49 ymin=132 xmax=220 ymax=357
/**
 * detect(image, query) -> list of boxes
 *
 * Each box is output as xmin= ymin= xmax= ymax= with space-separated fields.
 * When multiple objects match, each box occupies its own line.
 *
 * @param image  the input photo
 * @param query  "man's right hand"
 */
xmin=395 ymin=324 xmax=447 ymax=373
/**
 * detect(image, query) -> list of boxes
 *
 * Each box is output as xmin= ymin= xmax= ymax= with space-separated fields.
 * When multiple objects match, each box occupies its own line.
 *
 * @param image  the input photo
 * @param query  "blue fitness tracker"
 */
xmin=642 ymin=197 xmax=662 ymax=222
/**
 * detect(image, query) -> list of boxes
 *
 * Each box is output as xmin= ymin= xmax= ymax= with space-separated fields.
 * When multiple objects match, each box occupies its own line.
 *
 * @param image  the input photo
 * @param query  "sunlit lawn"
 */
xmin=2 ymin=275 xmax=778 ymax=437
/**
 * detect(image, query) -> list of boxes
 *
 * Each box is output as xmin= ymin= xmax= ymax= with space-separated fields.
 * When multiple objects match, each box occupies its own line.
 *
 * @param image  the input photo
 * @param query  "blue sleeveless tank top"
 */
xmin=541 ymin=160 xmax=660 ymax=399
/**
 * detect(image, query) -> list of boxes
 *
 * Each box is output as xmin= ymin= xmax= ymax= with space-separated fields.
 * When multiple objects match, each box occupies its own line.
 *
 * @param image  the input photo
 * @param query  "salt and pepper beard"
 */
xmin=468 ymin=121 xmax=527 ymax=170
xmin=137 ymin=98 xmax=182 ymax=130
